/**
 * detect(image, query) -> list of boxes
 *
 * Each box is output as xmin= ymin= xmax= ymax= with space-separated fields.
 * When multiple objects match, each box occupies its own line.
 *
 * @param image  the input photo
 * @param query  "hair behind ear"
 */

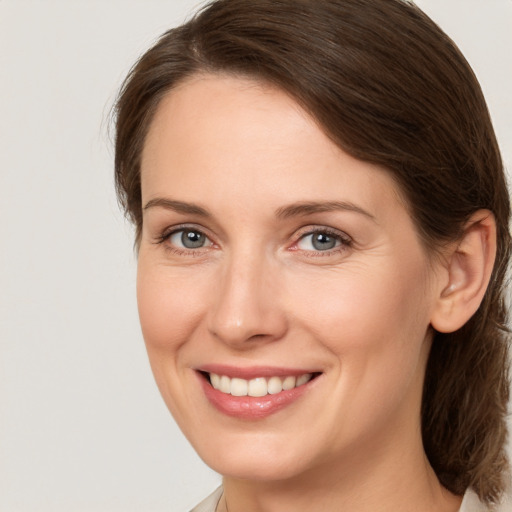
xmin=422 ymin=211 xmax=510 ymax=503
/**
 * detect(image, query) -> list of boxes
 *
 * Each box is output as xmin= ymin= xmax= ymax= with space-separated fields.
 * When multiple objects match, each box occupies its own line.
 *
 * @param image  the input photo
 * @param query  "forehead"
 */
xmin=142 ymin=73 xmax=316 ymax=172
xmin=141 ymin=73 xmax=407 ymax=225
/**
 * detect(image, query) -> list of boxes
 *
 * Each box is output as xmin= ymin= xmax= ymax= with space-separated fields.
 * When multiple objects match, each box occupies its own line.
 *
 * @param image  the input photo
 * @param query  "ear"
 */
xmin=430 ymin=210 xmax=496 ymax=333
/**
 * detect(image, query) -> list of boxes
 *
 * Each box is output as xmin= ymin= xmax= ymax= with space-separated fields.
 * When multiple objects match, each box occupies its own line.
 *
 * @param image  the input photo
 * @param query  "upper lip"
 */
xmin=197 ymin=364 xmax=321 ymax=380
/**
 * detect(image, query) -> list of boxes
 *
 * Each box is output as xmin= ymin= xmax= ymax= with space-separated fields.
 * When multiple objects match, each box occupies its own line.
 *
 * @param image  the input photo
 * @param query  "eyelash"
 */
xmin=154 ymin=225 xmax=352 ymax=257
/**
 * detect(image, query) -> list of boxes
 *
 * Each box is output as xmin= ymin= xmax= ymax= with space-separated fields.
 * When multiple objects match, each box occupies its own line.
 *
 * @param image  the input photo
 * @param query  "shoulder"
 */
xmin=459 ymin=489 xmax=512 ymax=512
xmin=189 ymin=486 xmax=223 ymax=512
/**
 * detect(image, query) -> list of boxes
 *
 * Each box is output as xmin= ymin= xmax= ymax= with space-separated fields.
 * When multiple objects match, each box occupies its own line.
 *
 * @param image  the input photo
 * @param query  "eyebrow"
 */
xmin=275 ymin=200 xmax=375 ymax=221
xmin=143 ymin=198 xmax=211 ymax=217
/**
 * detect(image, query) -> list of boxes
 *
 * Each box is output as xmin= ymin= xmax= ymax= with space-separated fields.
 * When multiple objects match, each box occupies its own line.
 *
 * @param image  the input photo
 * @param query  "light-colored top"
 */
xmin=190 ymin=486 xmax=223 ymax=512
xmin=189 ymin=486 xmax=493 ymax=512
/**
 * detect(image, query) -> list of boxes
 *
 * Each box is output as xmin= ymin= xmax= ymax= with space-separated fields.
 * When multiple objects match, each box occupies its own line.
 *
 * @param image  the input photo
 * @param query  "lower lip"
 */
xmin=198 ymin=374 xmax=316 ymax=420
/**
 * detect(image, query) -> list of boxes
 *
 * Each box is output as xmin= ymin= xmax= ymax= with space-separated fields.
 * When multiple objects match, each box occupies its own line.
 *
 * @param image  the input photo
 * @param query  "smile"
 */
xmin=197 ymin=368 xmax=321 ymax=420
xmin=209 ymin=373 xmax=314 ymax=397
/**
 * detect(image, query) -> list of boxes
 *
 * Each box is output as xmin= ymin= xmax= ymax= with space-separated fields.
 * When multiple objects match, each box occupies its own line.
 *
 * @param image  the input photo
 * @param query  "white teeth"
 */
xmin=248 ymin=378 xmax=267 ymax=397
xmin=230 ymin=378 xmax=248 ymax=396
xmin=208 ymin=372 xmax=314 ymax=397
xmin=282 ymin=376 xmax=296 ymax=390
xmin=296 ymin=373 xmax=312 ymax=387
xmin=219 ymin=375 xmax=231 ymax=394
xmin=210 ymin=373 xmax=221 ymax=390
xmin=267 ymin=376 xmax=283 ymax=395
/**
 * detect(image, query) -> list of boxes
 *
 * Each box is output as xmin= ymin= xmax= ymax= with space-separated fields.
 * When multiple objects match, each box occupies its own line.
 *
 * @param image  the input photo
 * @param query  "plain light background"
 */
xmin=1 ymin=1 xmax=511 ymax=511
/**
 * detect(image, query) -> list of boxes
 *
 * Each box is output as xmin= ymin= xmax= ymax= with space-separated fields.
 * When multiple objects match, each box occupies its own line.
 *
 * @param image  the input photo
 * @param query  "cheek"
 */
xmin=287 ymin=257 xmax=433 ymax=395
xmin=136 ymin=260 xmax=206 ymax=354
xmin=136 ymin=259 xmax=210 ymax=422
xmin=290 ymin=263 xmax=432 ymax=441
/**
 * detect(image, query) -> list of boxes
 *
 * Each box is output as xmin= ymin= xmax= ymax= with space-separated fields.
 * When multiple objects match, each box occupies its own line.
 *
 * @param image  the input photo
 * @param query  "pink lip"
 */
xmin=196 ymin=367 xmax=321 ymax=420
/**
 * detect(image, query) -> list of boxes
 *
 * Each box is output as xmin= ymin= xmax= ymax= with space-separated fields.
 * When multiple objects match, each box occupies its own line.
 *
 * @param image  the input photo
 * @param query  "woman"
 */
xmin=113 ymin=0 xmax=510 ymax=510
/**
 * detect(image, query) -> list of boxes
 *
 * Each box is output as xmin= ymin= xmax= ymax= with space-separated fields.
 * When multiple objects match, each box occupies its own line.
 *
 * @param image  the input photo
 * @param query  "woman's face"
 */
xmin=138 ymin=74 xmax=443 ymax=481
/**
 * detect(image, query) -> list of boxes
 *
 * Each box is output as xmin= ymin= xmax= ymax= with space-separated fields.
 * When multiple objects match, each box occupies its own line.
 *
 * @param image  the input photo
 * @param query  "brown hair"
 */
xmin=114 ymin=0 xmax=511 ymax=504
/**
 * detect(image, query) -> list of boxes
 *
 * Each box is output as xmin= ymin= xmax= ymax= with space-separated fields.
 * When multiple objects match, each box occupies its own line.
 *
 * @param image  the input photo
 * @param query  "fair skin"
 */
xmin=137 ymin=74 xmax=495 ymax=512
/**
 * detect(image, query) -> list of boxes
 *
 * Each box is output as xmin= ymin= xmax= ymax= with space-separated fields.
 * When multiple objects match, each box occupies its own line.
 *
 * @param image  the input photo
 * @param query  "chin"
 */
xmin=192 ymin=432 xmax=315 ymax=482
xmin=205 ymin=456 xmax=307 ymax=482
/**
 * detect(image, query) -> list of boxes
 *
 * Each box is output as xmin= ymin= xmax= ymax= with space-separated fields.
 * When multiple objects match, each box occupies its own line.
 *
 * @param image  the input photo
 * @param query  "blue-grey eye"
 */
xmin=297 ymin=231 xmax=342 ymax=251
xmin=169 ymin=229 xmax=211 ymax=249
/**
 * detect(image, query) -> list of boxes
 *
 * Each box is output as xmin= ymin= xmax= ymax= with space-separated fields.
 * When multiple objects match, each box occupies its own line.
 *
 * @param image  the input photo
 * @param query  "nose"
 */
xmin=207 ymin=251 xmax=288 ymax=348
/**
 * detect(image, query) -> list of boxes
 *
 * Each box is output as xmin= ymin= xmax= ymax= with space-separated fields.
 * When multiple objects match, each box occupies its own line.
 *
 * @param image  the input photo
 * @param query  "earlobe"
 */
xmin=430 ymin=210 xmax=496 ymax=334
